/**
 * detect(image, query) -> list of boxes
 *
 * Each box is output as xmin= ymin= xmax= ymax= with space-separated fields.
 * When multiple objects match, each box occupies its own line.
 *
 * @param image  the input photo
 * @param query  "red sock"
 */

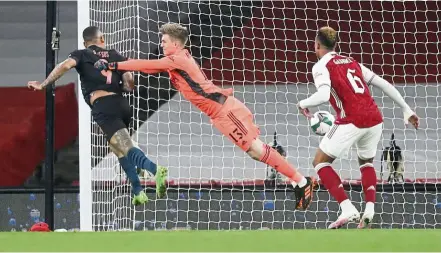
xmin=360 ymin=164 xmax=377 ymax=203
xmin=260 ymin=144 xmax=303 ymax=183
xmin=316 ymin=164 xmax=348 ymax=203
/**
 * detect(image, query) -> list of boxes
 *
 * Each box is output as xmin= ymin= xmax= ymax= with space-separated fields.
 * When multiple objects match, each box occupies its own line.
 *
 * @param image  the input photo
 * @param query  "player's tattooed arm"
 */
xmin=40 ymin=58 xmax=77 ymax=88
xmin=122 ymin=72 xmax=135 ymax=92
xmin=109 ymin=128 xmax=134 ymax=155
xmin=28 ymin=58 xmax=77 ymax=90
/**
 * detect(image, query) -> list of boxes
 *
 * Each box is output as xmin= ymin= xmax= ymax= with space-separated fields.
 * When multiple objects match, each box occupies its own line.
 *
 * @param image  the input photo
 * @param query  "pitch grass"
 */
xmin=0 ymin=230 xmax=440 ymax=252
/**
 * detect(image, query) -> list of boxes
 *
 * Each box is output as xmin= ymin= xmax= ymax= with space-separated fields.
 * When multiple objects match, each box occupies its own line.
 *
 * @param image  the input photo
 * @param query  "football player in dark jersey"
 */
xmin=27 ymin=26 xmax=168 ymax=205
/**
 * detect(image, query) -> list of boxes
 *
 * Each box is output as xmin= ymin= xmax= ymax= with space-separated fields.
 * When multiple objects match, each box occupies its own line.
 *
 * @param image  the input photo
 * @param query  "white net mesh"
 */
xmin=87 ymin=1 xmax=441 ymax=230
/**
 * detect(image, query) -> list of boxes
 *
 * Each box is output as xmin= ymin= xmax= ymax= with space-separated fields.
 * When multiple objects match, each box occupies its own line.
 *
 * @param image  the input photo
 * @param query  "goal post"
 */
xmin=77 ymin=0 xmax=92 ymax=232
xmin=78 ymin=1 xmax=440 ymax=231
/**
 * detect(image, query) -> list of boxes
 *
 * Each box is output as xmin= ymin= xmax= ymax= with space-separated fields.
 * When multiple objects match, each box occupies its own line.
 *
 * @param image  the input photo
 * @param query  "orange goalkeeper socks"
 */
xmin=259 ymin=144 xmax=305 ymax=184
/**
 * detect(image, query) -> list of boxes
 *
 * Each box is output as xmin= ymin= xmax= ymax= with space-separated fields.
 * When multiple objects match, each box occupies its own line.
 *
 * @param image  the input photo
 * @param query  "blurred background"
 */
xmin=0 ymin=1 xmax=79 ymax=232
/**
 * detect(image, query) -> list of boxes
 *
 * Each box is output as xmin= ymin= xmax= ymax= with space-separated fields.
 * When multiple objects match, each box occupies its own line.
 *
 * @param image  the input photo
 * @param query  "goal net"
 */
xmin=80 ymin=1 xmax=441 ymax=231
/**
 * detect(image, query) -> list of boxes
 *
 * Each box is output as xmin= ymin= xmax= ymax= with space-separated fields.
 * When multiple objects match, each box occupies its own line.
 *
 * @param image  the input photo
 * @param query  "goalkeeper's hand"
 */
xmin=94 ymin=59 xmax=117 ymax=71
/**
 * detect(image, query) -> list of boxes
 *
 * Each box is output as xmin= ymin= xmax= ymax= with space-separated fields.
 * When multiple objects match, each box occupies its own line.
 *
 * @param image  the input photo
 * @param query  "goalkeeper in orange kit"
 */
xmin=95 ymin=23 xmax=317 ymax=209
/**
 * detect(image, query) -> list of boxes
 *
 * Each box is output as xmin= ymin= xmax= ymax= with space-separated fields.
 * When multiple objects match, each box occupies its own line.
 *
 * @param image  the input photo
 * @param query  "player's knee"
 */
xmin=314 ymin=162 xmax=332 ymax=172
xmin=247 ymin=150 xmax=260 ymax=161
xmin=312 ymin=155 xmax=323 ymax=168
xmin=312 ymin=148 xmax=334 ymax=167
xmin=312 ymin=158 xmax=321 ymax=168
xmin=247 ymin=139 xmax=264 ymax=161
xmin=120 ymin=146 xmax=133 ymax=156
xmin=358 ymin=157 xmax=374 ymax=166
xmin=246 ymin=144 xmax=261 ymax=160
xmin=109 ymin=145 xmax=125 ymax=158
xmin=115 ymin=152 xmax=125 ymax=158
xmin=109 ymin=129 xmax=134 ymax=155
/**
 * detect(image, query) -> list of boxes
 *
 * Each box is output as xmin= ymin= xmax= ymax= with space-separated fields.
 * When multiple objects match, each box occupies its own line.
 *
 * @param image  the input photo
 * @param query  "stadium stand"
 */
xmin=0 ymin=1 xmax=79 ymax=186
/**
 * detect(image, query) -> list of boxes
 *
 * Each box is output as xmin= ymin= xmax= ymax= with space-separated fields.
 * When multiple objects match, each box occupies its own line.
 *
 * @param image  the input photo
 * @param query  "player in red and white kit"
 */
xmin=95 ymin=23 xmax=317 ymax=210
xmin=298 ymin=27 xmax=419 ymax=229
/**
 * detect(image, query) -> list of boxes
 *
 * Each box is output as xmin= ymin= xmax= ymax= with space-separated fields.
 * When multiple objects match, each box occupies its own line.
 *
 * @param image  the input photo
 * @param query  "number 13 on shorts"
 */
xmin=229 ymin=127 xmax=244 ymax=143
xmin=210 ymin=97 xmax=260 ymax=152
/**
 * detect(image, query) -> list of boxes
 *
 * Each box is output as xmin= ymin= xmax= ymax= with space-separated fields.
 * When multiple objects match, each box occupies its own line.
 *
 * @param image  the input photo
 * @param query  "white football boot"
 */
xmin=358 ymin=202 xmax=375 ymax=229
xmin=328 ymin=200 xmax=360 ymax=229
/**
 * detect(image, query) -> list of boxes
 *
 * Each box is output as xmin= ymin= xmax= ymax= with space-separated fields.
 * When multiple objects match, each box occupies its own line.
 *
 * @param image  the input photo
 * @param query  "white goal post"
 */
xmin=78 ymin=0 xmax=440 ymax=231
xmin=77 ymin=0 xmax=92 ymax=232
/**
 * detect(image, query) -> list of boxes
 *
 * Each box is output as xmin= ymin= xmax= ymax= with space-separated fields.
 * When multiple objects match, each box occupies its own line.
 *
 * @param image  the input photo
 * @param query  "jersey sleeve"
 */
xmin=68 ymin=50 xmax=83 ymax=65
xmin=312 ymin=63 xmax=331 ymax=89
xmin=298 ymin=63 xmax=332 ymax=109
xmin=110 ymin=50 xmax=130 ymax=75
xmin=367 ymin=69 xmax=415 ymax=123
xmin=298 ymin=85 xmax=330 ymax=109
xmin=111 ymin=50 xmax=129 ymax=62
xmin=117 ymin=56 xmax=179 ymax=73
xmin=359 ymin=63 xmax=376 ymax=86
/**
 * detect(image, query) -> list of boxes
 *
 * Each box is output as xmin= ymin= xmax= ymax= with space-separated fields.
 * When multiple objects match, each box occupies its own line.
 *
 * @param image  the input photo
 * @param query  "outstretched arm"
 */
xmin=116 ymin=59 xmax=165 ymax=73
xmin=360 ymin=64 xmax=419 ymax=128
xmin=138 ymin=68 xmax=164 ymax=74
xmin=298 ymin=85 xmax=331 ymax=108
xmin=95 ymin=57 xmax=177 ymax=74
xmin=298 ymin=64 xmax=331 ymax=117
xmin=28 ymin=58 xmax=77 ymax=90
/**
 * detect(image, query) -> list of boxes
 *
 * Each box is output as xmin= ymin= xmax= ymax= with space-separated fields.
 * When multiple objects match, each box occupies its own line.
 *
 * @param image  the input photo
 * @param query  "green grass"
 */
xmin=0 ymin=230 xmax=440 ymax=252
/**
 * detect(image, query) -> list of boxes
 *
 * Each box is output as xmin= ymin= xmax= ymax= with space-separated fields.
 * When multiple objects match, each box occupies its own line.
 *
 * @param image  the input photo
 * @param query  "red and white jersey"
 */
xmin=312 ymin=52 xmax=383 ymax=128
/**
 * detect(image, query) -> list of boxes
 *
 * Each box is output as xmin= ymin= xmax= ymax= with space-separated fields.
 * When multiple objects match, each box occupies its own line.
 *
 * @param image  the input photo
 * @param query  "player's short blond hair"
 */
xmin=160 ymin=23 xmax=189 ymax=46
xmin=316 ymin=26 xmax=338 ymax=49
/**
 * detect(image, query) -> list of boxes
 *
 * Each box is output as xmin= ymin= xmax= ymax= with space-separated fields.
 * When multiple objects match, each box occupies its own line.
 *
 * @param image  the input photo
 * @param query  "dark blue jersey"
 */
xmin=68 ymin=45 xmax=128 ymax=106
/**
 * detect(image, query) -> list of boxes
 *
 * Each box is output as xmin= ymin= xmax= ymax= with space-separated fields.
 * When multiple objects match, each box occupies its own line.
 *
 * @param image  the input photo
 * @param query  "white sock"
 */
xmin=340 ymin=199 xmax=355 ymax=213
xmin=365 ymin=202 xmax=375 ymax=213
xmin=297 ymin=176 xmax=308 ymax=188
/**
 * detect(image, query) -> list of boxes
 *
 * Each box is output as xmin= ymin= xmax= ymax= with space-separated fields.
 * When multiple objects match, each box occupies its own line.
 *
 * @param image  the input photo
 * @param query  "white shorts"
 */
xmin=319 ymin=123 xmax=383 ymax=160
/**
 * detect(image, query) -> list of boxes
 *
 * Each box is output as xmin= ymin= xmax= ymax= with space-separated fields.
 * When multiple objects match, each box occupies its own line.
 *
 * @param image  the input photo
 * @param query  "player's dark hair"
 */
xmin=316 ymin=26 xmax=338 ymax=50
xmin=159 ymin=23 xmax=189 ymax=45
xmin=83 ymin=26 xmax=100 ymax=42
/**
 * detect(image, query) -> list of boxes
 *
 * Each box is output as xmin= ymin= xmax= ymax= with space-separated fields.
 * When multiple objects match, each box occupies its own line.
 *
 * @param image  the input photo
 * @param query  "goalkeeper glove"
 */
xmin=94 ymin=59 xmax=117 ymax=71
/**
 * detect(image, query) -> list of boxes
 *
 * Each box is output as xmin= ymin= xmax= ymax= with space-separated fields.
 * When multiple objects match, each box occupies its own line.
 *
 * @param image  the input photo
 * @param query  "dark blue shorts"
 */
xmin=91 ymin=94 xmax=132 ymax=141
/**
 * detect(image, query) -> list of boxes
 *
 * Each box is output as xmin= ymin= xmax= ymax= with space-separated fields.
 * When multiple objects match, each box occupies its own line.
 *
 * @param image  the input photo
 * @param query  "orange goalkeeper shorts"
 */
xmin=210 ymin=96 xmax=260 ymax=151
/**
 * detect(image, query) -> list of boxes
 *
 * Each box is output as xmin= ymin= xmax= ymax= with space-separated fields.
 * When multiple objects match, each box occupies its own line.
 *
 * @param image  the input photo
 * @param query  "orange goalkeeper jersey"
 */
xmin=117 ymin=49 xmax=233 ymax=117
